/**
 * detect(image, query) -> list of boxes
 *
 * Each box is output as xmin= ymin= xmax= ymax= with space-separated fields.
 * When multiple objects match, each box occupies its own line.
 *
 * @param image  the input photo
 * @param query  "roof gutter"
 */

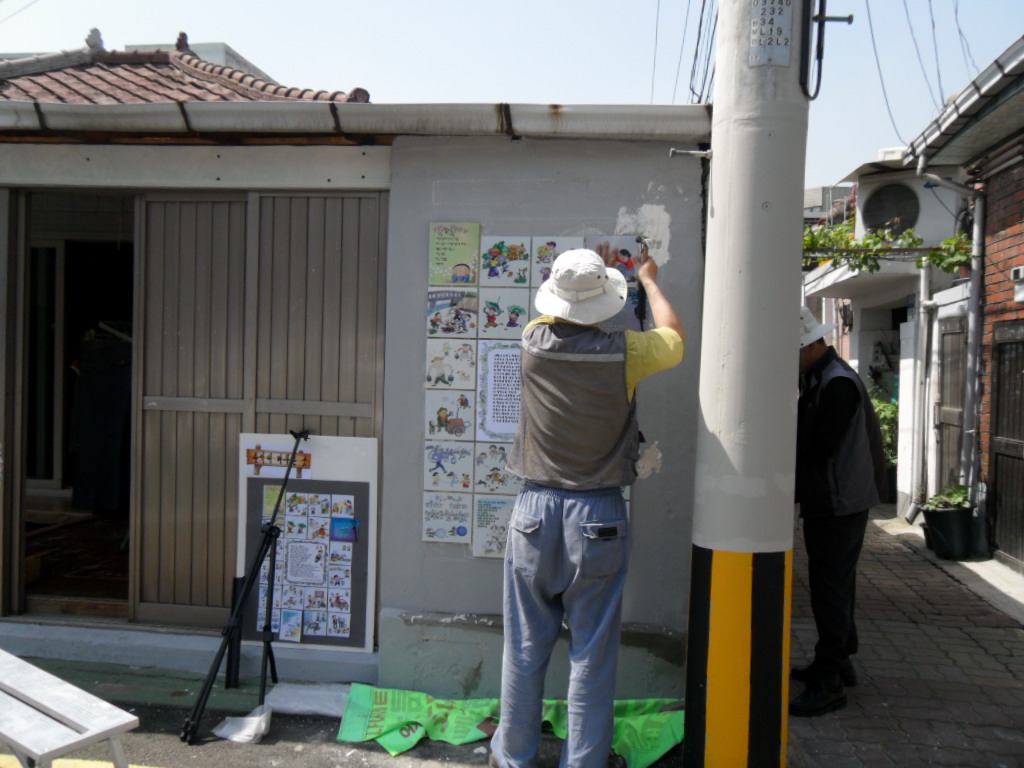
xmin=0 ymin=101 xmax=713 ymax=143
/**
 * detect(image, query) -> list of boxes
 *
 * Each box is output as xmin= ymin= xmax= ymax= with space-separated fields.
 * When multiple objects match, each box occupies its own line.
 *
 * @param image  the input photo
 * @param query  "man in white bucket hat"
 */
xmin=791 ymin=306 xmax=886 ymax=717
xmin=490 ymin=248 xmax=684 ymax=768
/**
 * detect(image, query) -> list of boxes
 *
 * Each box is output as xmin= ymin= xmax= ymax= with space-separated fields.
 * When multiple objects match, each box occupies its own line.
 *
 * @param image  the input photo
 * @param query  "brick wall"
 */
xmin=980 ymin=162 xmax=1024 ymax=482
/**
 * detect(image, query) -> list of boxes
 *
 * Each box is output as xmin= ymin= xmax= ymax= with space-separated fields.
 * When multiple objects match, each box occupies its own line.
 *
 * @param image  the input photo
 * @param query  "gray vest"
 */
xmin=507 ymin=322 xmax=639 ymax=489
xmin=816 ymin=358 xmax=882 ymax=514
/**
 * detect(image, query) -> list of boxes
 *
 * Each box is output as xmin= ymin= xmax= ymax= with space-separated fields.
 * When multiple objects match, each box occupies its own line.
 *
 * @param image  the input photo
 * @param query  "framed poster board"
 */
xmin=237 ymin=435 xmax=378 ymax=653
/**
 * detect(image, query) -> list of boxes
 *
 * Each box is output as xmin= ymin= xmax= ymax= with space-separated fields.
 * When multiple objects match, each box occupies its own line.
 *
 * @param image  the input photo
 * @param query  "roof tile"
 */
xmin=0 ymin=30 xmax=369 ymax=105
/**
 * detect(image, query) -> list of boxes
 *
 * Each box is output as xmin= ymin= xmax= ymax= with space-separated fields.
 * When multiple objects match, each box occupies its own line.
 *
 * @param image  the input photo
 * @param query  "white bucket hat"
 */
xmin=799 ymin=305 xmax=837 ymax=348
xmin=534 ymin=248 xmax=627 ymax=325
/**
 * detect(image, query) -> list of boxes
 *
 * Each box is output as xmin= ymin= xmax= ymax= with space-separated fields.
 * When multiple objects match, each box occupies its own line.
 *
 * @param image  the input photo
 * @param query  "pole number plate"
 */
xmin=749 ymin=0 xmax=793 ymax=67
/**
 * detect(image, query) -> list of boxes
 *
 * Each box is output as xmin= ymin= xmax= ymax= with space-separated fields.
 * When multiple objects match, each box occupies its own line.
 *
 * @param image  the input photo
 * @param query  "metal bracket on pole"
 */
xmin=669 ymin=148 xmax=712 ymax=159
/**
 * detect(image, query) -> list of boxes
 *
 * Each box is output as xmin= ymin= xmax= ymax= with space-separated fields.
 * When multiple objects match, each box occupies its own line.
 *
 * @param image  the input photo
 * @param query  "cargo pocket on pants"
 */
xmin=508 ymin=510 xmax=543 ymax=574
xmin=579 ymin=519 xmax=627 ymax=578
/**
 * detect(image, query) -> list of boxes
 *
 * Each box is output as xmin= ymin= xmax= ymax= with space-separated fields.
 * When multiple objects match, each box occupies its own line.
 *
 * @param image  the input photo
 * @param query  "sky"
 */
xmin=3 ymin=0 xmax=1022 ymax=189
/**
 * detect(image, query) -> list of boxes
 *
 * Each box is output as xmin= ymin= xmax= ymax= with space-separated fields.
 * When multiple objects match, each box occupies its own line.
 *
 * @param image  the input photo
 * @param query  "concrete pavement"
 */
xmin=789 ymin=507 xmax=1024 ymax=766
xmin=3 ymin=504 xmax=1024 ymax=767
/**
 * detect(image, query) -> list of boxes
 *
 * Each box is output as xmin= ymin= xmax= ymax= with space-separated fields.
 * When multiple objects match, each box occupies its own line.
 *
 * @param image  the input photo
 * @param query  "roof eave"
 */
xmin=0 ymin=101 xmax=713 ymax=142
xmin=904 ymin=35 xmax=1024 ymax=169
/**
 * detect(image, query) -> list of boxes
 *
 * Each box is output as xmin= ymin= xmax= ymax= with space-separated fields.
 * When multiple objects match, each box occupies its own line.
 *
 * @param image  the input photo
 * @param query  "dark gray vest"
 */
xmin=816 ymin=358 xmax=882 ymax=514
xmin=507 ymin=322 xmax=639 ymax=489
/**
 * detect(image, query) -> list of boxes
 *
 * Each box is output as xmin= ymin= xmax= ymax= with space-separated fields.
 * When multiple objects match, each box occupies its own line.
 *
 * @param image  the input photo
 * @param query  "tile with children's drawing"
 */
xmin=473 ymin=442 xmax=523 ymax=495
xmin=328 ymin=567 xmax=351 ymax=589
xmin=531 ymin=236 xmax=583 ymax=287
xmin=479 ymin=236 xmax=531 ymax=288
xmin=305 ymin=493 xmax=331 ymax=516
xmin=330 ymin=495 xmax=355 ymax=517
xmin=308 ymin=516 xmax=331 ymax=542
xmin=424 ymin=441 xmax=476 ymax=492
xmin=426 ymin=288 xmax=479 ymax=338
xmin=281 ymin=585 xmax=304 ymax=610
xmin=283 ymin=515 xmax=309 ymax=539
xmin=328 ymin=588 xmax=352 ymax=613
xmin=429 ymin=222 xmax=480 ymax=287
xmin=422 ymin=492 xmax=473 ymax=544
xmin=278 ymin=609 xmax=301 ymax=641
xmin=478 ymin=287 xmax=530 ymax=340
xmin=329 ymin=542 xmax=353 ymax=564
xmin=473 ymin=495 xmax=515 ymax=559
xmin=328 ymin=612 xmax=351 ymax=637
xmin=303 ymin=610 xmax=328 ymax=637
xmin=425 ymin=338 xmax=477 ymax=389
xmin=424 ymin=389 xmax=475 ymax=441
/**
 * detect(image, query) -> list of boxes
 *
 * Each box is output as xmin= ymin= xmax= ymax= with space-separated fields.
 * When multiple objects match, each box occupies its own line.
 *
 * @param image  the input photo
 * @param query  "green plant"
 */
xmin=871 ymin=397 xmax=899 ymax=467
xmin=920 ymin=484 xmax=972 ymax=512
xmin=918 ymin=231 xmax=972 ymax=273
xmin=803 ymin=218 xmax=972 ymax=275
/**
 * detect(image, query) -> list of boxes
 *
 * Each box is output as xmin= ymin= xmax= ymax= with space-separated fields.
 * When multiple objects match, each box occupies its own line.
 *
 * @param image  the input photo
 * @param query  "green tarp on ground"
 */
xmin=338 ymin=683 xmax=684 ymax=768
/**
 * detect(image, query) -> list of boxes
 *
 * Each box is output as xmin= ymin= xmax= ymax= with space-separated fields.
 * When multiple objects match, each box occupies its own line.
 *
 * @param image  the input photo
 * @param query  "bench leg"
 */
xmin=10 ymin=748 xmax=35 ymax=768
xmin=109 ymin=736 xmax=130 ymax=768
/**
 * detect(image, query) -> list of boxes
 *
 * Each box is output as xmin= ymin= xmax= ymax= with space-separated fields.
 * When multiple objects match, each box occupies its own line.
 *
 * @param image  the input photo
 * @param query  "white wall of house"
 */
xmin=378 ymin=135 xmax=705 ymax=699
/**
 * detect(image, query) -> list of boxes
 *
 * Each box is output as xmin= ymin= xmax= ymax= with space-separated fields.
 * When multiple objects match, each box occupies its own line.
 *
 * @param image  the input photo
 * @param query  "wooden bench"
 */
xmin=0 ymin=649 xmax=139 ymax=768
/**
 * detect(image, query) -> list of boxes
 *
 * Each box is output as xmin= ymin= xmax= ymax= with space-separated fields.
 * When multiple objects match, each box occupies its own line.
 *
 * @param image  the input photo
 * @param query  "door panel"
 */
xmin=137 ymin=194 xmax=385 ymax=627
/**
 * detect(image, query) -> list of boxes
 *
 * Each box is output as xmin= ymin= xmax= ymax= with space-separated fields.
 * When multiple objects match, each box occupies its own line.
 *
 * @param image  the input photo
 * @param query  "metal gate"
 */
xmin=991 ymin=321 xmax=1024 ymax=570
xmin=936 ymin=315 xmax=967 ymax=489
xmin=135 ymin=193 xmax=386 ymax=627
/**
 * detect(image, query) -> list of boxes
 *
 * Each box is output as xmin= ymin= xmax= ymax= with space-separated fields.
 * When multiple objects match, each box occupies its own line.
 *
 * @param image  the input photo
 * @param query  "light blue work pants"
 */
xmin=491 ymin=483 xmax=630 ymax=768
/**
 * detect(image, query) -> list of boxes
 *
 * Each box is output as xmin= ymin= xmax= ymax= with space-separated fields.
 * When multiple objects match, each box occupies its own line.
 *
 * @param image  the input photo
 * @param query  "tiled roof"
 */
xmin=0 ymin=30 xmax=369 ymax=105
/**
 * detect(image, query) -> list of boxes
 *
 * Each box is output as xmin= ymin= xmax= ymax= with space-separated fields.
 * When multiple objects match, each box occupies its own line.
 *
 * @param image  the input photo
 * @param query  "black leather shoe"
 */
xmin=791 ymin=657 xmax=857 ymax=687
xmin=789 ymin=678 xmax=847 ymax=717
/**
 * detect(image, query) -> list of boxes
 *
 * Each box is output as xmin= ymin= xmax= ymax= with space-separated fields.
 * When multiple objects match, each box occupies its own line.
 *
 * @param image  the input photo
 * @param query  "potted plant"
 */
xmin=920 ymin=485 xmax=974 ymax=561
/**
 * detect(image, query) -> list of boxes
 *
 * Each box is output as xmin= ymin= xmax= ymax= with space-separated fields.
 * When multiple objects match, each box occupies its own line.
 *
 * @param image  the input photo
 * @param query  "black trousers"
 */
xmin=802 ymin=510 xmax=869 ymax=677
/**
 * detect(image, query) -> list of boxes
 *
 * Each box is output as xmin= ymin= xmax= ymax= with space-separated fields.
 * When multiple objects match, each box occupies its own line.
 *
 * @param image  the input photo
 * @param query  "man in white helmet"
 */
xmin=791 ymin=306 xmax=886 ymax=717
xmin=489 ymin=248 xmax=684 ymax=768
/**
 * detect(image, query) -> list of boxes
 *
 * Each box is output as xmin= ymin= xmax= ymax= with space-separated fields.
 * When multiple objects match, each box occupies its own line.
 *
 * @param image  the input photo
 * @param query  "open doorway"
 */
xmin=24 ymin=238 xmax=134 ymax=616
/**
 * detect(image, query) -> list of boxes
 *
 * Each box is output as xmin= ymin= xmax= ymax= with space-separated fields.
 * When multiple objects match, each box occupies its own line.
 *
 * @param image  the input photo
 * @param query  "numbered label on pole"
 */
xmin=749 ymin=0 xmax=793 ymax=67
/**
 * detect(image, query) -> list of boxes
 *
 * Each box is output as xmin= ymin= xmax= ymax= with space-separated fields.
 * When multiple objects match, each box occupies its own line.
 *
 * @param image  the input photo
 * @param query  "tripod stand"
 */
xmin=180 ymin=429 xmax=310 ymax=744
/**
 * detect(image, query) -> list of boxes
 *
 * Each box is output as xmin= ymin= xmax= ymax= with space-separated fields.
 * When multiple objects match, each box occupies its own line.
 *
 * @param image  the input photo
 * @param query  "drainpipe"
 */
xmin=914 ymin=156 xmax=985 ymax=511
xmin=905 ymin=266 xmax=935 ymax=524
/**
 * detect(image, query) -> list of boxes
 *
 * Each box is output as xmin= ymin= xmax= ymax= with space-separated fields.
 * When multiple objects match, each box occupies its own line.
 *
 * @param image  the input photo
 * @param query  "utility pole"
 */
xmin=683 ymin=0 xmax=809 ymax=765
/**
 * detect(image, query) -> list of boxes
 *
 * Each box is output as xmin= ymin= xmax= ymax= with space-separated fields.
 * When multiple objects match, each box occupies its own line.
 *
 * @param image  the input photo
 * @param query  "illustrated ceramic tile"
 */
xmin=422 ymin=492 xmax=473 ymax=544
xmin=478 ymin=287 xmax=530 ymax=340
xmin=476 ymin=340 xmax=520 ymax=443
xmin=531 ymin=236 xmax=584 ymax=287
xmin=473 ymin=495 xmax=515 ymax=558
xmin=426 ymin=287 xmax=479 ymax=338
xmin=424 ymin=389 xmax=475 ymax=441
xmin=330 ymin=495 xmax=355 ymax=517
xmin=473 ymin=441 xmax=523 ymax=495
xmin=429 ymin=222 xmax=480 ymax=286
xmin=479 ymin=236 xmax=531 ymax=288
xmin=423 ymin=440 xmax=477 ymax=492
xmin=425 ymin=338 xmax=477 ymax=389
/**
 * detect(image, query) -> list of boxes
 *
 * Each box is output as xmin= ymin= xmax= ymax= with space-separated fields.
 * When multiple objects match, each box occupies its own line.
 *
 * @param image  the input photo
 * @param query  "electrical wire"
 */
xmin=0 ymin=0 xmax=42 ymax=24
xmin=671 ymin=0 xmax=695 ymax=104
xmin=863 ymin=0 xmax=908 ymax=145
xmin=901 ymin=0 xmax=941 ymax=111
xmin=688 ymin=0 xmax=717 ymax=103
xmin=927 ymin=0 xmax=945 ymax=106
xmin=952 ymin=0 xmax=979 ymax=77
xmin=688 ymin=0 xmax=711 ymax=102
xmin=650 ymin=0 xmax=661 ymax=104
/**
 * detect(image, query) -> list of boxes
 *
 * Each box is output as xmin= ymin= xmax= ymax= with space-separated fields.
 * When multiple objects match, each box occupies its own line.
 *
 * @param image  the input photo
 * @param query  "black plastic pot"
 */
xmin=922 ymin=506 xmax=974 ymax=561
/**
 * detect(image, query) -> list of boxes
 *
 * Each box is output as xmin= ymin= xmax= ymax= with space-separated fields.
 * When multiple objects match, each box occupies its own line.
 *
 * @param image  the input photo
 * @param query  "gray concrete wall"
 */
xmin=378 ymin=135 xmax=705 ymax=699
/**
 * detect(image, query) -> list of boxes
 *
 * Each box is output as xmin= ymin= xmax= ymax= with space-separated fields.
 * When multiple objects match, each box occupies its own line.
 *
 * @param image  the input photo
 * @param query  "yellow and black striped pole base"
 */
xmin=683 ymin=545 xmax=793 ymax=767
